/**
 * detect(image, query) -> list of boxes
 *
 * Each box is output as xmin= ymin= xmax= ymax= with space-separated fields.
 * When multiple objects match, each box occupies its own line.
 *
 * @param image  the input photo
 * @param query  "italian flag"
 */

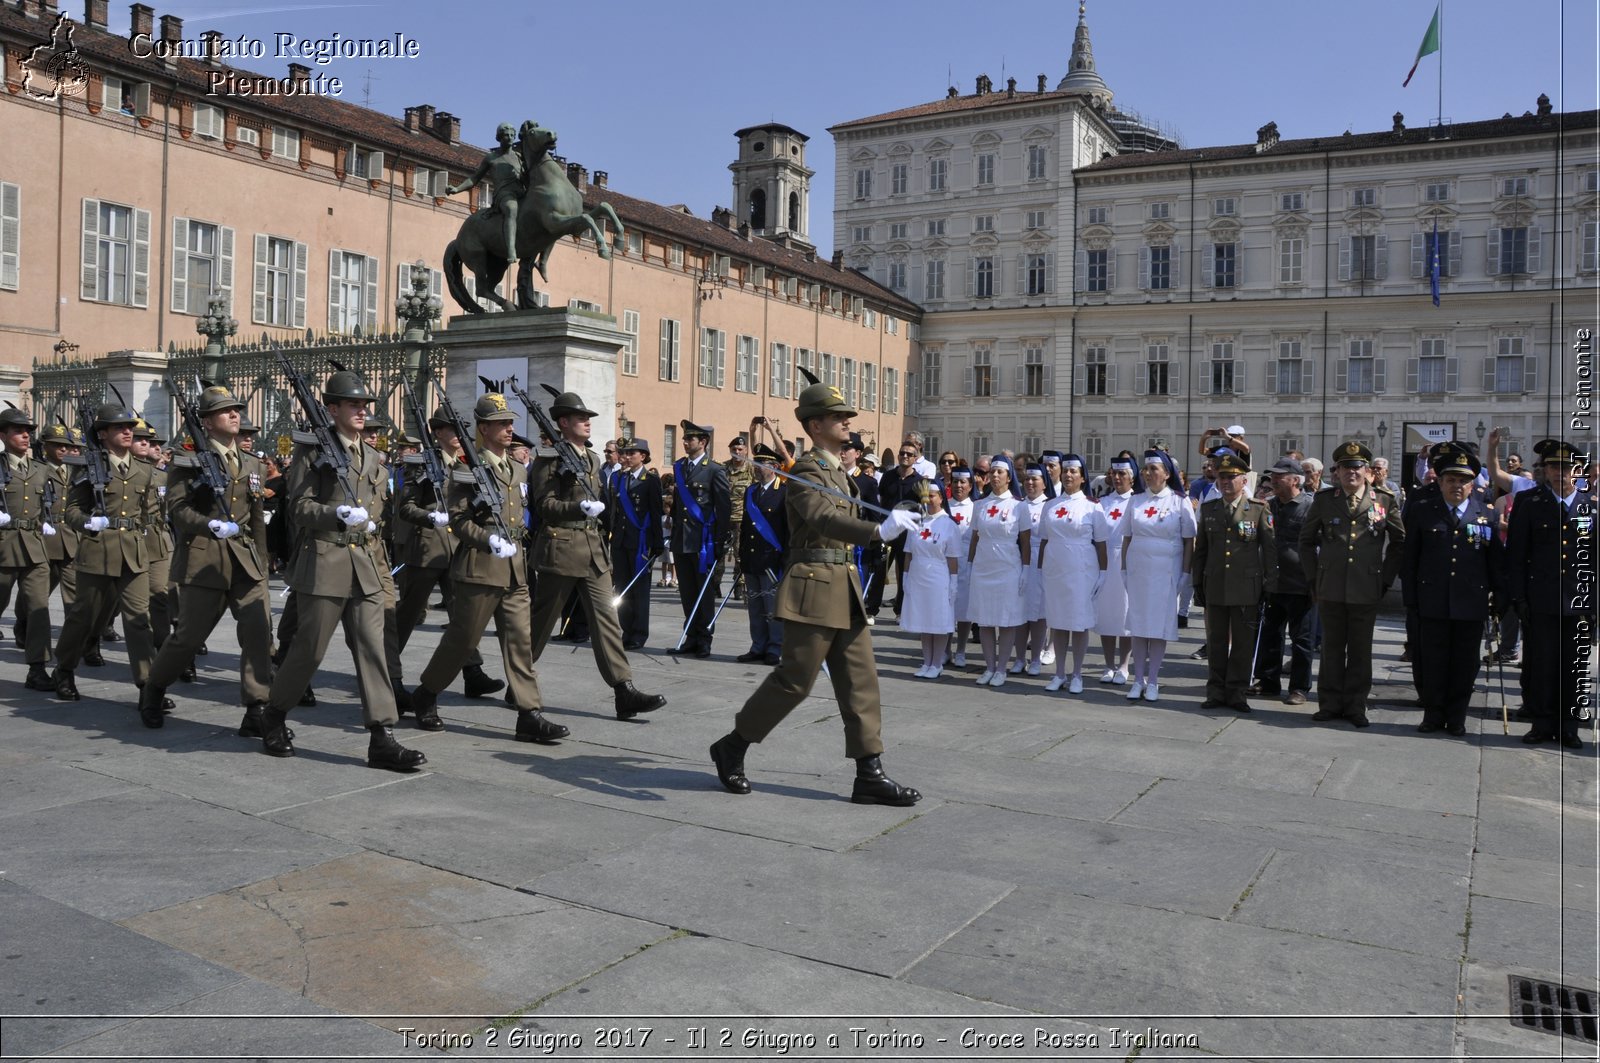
xmin=1403 ymin=5 xmax=1441 ymax=87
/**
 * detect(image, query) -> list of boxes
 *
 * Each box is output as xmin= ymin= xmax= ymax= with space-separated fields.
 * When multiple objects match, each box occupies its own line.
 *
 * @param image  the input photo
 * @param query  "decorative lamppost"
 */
xmin=195 ymin=290 xmax=238 ymax=382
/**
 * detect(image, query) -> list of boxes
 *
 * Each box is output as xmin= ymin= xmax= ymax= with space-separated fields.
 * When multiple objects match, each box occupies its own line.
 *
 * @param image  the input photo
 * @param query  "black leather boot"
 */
xmin=513 ymin=709 xmax=569 ymax=744
xmin=135 ymin=684 xmax=165 ymax=729
xmin=237 ymin=701 xmax=266 ymax=738
xmin=135 ymin=681 xmax=175 ymax=714
xmin=179 ymin=661 xmax=197 ymax=683
xmin=102 ymin=626 xmax=121 ymax=643
xmin=82 ymin=644 xmax=105 ymax=667
xmin=53 ymin=668 xmax=80 ymax=701
xmin=298 ymin=685 xmax=317 ymax=706
xmin=410 ymin=685 xmax=444 ymax=731
xmin=24 ymin=663 xmax=53 ymax=691
xmin=260 ymin=708 xmax=295 ymax=757
xmin=614 ymin=681 xmax=666 ymax=720
xmin=462 ymin=664 xmax=505 ymax=698
xmin=367 ymin=725 xmax=427 ymax=772
xmin=392 ymin=680 xmax=413 ymax=715
xmin=709 ymin=731 xmax=752 ymax=794
xmin=851 ymin=754 xmax=921 ymax=806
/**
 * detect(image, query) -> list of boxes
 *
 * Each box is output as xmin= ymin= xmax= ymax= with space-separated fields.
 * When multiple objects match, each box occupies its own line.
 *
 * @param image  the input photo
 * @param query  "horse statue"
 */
xmin=443 ymin=121 xmax=625 ymax=314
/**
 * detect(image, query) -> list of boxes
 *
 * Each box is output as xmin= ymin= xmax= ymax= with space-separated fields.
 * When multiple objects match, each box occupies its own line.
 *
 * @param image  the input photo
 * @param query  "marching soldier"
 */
xmin=136 ymin=384 xmax=272 ymax=731
xmin=409 ymin=391 xmax=567 ymax=744
xmin=0 ymin=406 xmax=57 ymax=690
xmin=1298 ymin=440 xmax=1404 ymax=728
xmin=53 ymin=400 xmax=157 ymax=701
xmin=392 ymin=405 xmax=504 ymax=697
xmin=525 ymin=391 xmax=666 ymax=719
xmin=1505 ymin=439 xmax=1592 ymax=749
xmin=34 ymin=423 xmax=87 ymax=663
xmin=671 ymin=420 xmax=730 ymax=657
xmin=725 ymin=434 xmax=753 ymax=600
xmin=608 ymin=436 xmax=663 ymax=650
xmin=1191 ymin=452 xmax=1277 ymax=712
xmin=736 ymin=444 xmax=788 ymax=664
xmin=708 ymin=381 xmax=922 ymax=804
xmin=259 ymin=367 xmax=426 ymax=772
xmin=133 ymin=418 xmax=176 ymax=651
xmin=1401 ymin=441 xmax=1499 ymax=738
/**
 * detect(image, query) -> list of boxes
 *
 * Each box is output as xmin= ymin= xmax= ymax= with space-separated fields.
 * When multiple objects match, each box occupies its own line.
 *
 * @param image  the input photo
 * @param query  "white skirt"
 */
xmin=900 ymin=551 xmax=954 ymax=634
xmin=1123 ymin=535 xmax=1183 ymax=641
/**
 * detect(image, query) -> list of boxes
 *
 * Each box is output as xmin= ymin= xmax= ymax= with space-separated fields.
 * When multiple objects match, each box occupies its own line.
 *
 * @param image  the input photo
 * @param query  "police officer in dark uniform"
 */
xmin=1505 ymin=439 xmax=1592 ymax=748
xmin=736 ymin=443 xmax=788 ymax=664
xmin=1299 ymin=440 xmax=1404 ymax=728
xmin=708 ymin=381 xmax=922 ymax=804
xmin=1253 ymin=457 xmax=1316 ymax=704
xmin=608 ymin=436 xmax=663 ymax=650
xmin=0 ymin=406 xmax=57 ymax=690
xmin=1402 ymin=441 xmax=1500 ymax=737
xmin=1191 ymin=452 xmax=1277 ymax=712
xmin=671 ymin=420 xmax=730 ymax=657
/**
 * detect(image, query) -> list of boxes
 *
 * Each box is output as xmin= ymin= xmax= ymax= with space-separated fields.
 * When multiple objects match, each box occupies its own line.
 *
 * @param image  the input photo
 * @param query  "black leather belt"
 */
xmin=789 ymin=548 xmax=851 ymax=564
xmin=546 ymin=521 xmax=595 ymax=531
xmin=319 ymin=529 xmax=373 ymax=546
xmin=2 ymin=519 xmax=38 ymax=531
xmin=109 ymin=517 xmax=145 ymax=531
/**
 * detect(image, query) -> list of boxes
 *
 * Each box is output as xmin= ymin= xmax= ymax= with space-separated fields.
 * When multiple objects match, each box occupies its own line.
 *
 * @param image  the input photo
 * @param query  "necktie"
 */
xmin=226 ymin=450 xmax=239 ymax=475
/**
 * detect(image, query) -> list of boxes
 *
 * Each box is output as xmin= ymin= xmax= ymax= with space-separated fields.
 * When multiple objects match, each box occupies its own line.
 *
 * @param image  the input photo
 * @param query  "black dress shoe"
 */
xmin=392 ymin=682 xmax=413 ymax=714
xmin=53 ymin=668 xmax=79 ymax=701
xmin=514 ymin=709 xmax=569 ymax=743
xmin=692 ymin=644 xmax=713 ymax=659
xmin=1446 ymin=723 xmax=1468 ymax=737
xmin=82 ymin=647 xmax=105 ymax=667
xmin=1562 ymin=734 xmax=1585 ymax=750
xmin=623 ymin=640 xmax=644 ymax=651
xmin=1229 ymin=700 xmax=1253 ymax=714
xmin=298 ymin=685 xmax=317 ymax=707
xmin=461 ymin=665 xmax=505 ymax=698
xmin=238 ymin=702 xmax=285 ymax=739
xmin=1522 ymin=730 xmax=1554 ymax=745
xmin=261 ymin=710 xmax=295 ymax=757
xmin=1417 ymin=722 xmax=1443 ymax=733
xmin=763 ymin=654 xmax=781 ymax=666
xmin=101 ymin=627 xmax=121 ymax=643
xmin=709 ymin=732 xmax=752 ymax=795
xmin=614 ymin=681 xmax=666 ymax=720
xmin=135 ymin=686 xmax=164 ymax=728
xmin=1200 ymin=698 xmax=1225 ymax=709
xmin=196 ymin=642 xmax=208 ymax=655
xmin=179 ymin=663 xmax=197 ymax=683
xmin=735 ymin=650 xmax=765 ymax=663
xmin=410 ymin=685 xmax=444 ymax=732
xmin=1188 ymin=646 xmax=1208 ymax=660
xmin=1311 ymin=709 xmax=1342 ymax=722
xmin=367 ymin=725 xmax=427 ymax=772
xmin=24 ymin=664 xmax=54 ymax=691
xmin=1176 ymin=615 xmax=1189 ymax=629
xmin=851 ymin=754 xmax=921 ymax=806
xmin=1514 ymin=707 xmax=1536 ymax=722
xmin=1348 ymin=714 xmax=1371 ymax=729
xmin=666 ymin=644 xmax=690 ymax=656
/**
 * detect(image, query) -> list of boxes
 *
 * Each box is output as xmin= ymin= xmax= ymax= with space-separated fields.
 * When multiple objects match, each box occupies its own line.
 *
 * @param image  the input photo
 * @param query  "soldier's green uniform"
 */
xmin=0 ymin=407 xmax=57 ymax=688
xmin=725 ymin=444 xmax=754 ymax=597
xmin=134 ymin=419 xmax=176 ymax=649
xmin=709 ymin=382 xmax=921 ymax=806
xmin=524 ymin=391 xmax=666 ymax=721
xmin=53 ymin=401 xmax=157 ymax=699
xmin=1191 ymin=453 xmax=1278 ymax=711
xmin=1298 ymin=440 xmax=1404 ymax=727
xmin=138 ymin=385 xmax=273 ymax=731
xmin=36 ymin=425 xmax=81 ymax=654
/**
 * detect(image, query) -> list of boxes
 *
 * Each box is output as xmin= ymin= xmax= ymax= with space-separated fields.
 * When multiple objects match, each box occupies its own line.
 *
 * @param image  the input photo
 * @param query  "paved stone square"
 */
xmin=1 ymin=582 xmax=1595 ymax=1061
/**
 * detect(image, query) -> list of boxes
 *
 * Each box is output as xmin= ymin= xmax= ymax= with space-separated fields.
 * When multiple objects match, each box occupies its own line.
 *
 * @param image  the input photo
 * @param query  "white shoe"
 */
xmin=1113 ymin=668 xmax=1129 ymax=685
xmin=912 ymin=665 xmax=928 ymax=678
xmin=1044 ymin=675 xmax=1066 ymax=692
xmin=1143 ymin=683 xmax=1160 ymax=702
xmin=1126 ymin=682 xmax=1145 ymax=699
xmin=1069 ymin=676 xmax=1084 ymax=694
xmin=1009 ymin=660 xmax=1024 ymax=674
xmin=976 ymin=669 xmax=995 ymax=685
xmin=988 ymin=671 xmax=1007 ymax=687
xmin=1025 ymin=661 xmax=1041 ymax=676
xmin=1100 ymin=669 xmax=1116 ymax=684
xmin=953 ymin=652 xmax=967 ymax=668
xmin=928 ymin=668 xmax=943 ymax=681
xmin=1040 ymin=647 xmax=1056 ymax=666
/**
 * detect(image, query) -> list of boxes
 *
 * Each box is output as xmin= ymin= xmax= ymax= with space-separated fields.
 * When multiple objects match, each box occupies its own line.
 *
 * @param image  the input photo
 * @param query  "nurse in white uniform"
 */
xmin=1036 ymin=454 xmax=1109 ymax=692
xmin=1095 ymin=454 xmax=1138 ymax=683
xmin=899 ymin=482 xmax=962 ymax=678
xmin=946 ymin=468 xmax=976 ymax=668
xmin=1115 ymin=450 xmax=1196 ymax=703
xmin=965 ymin=457 xmax=1029 ymax=688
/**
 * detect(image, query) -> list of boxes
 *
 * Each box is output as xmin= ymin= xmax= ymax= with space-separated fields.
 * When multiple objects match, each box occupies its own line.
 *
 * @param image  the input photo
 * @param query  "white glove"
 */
xmin=488 ymin=534 xmax=518 ymax=559
xmin=428 ymin=510 xmax=450 ymax=527
xmin=0 ymin=511 xmax=11 ymax=528
xmin=41 ymin=521 xmax=55 ymax=537
xmin=877 ymin=509 xmax=919 ymax=540
xmin=208 ymin=519 xmax=240 ymax=539
xmin=1092 ymin=569 xmax=1107 ymax=598
xmin=84 ymin=515 xmax=110 ymax=533
xmin=263 ymin=510 xmax=274 ymax=525
xmin=1019 ymin=572 xmax=1030 ymax=596
xmin=365 ymin=520 xmax=377 ymax=534
xmin=579 ymin=499 xmax=606 ymax=518
xmin=947 ymin=576 xmax=959 ymax=605
xmin=336 ymin=505 xmax=368 ymax=527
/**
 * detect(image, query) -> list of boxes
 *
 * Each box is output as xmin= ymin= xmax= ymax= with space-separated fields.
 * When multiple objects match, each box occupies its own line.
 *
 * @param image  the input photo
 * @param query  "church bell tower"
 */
xmin=730 ymin=123 xmax=814 ymax=247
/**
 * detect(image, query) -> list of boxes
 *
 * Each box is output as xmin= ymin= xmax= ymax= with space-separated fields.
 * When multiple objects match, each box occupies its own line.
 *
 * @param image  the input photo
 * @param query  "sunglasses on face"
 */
xmin=899 ymin=451 xmax=917 ymax=458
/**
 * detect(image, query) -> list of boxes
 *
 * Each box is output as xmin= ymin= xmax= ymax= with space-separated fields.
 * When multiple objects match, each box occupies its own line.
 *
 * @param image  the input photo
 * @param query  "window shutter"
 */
xmin=1197 ymin=358 xmax=1212 ymax=394
xmin=1410 ymin=233 xmax=1425 ymax=278
xmin=1234 ymin=246 xmax=1243 ymax=286
xmin=252 ymin=233 xmax=268 ymax=323
xmin=218 ymin=226 xmax=234 ymax=302
xmin=965 ymin=260 xmax=975 ymax=297
xmin=1302 ymin=357 xmax=1315 ymax=395
xmin=1372 ymin=358 xmax=1386 ymax=393
xmin=1447 ymin=230 xmax=1461 ymax=276
xmin=292 ymin=241 xmax=308 ymax=327
xmin=962 ymin=365 xmax=974 ymax=396
xmin=1524 ymin=356 xmax=1539 ymax=393
xmin=1043 ymin=365 xmax=1053 ymax=396
xmin=1264 ymin=359 xmax=1278 ymax=394
xmin=72 ymin=198 xmax=95 ymax=299
xmin=715 ymin=332 xmax=726 ymax=388
xmin=1138 ymin=245 xmax=1151 ymax=289
xmin=0 ymin=183 xmax=18 ymax=291
xmin=133 ymin=82 xmax=150 ymax=117
xmin=1235 ymin=362 xmax=1248 ymax=396
xmin=1045 ymin=254 xmax=1055 ymax=293
xmin=363 ymin=255 xmax=379 ymax=333
xmin=1073 ymin=363 xmax=1085 ymax=395
xmin=1168 ymin=361 xmax=1181 ymax=396
xmin=397 ymin=263 xmax=408 ymax=297
xmin=1337 ymin=236 xmax=1351 ymax=281
xmin=1405 ymin=357 xmax=1419 ymax=393
xmin=170 ymin=217 xmax=188 ymax=312
xmin=131 ymin=208 xmax=150 ymax=307
xmin=1074 ymin=249 xmax=1087 ymax=292
xmin=1170 ymin=241 xmax=1181 ymax=288
xmin=1373 ymin=234 xmax=1388 ymax=280
xmin=1107 ymin=364 xmax=1118 ymax=396
xmin=1444 ymin=356 xmax=1459 ymax=393
xmin=368 ymin=151 xmax=384 ymax=181
xmin=1105 ymin=251 xmax=1115 ymax=291
xmin=1482 ymin=356 xmax=1498 ymax=393
xmin=1526 ymin=225 xmax=1542 ymax=273
xmin=328 ymin=250 xmax=344 ymax=332
xmin=909 ymin=262 xmax=921 ymax=297
xmin=1202 ymin=243 xmax=1214 ymax=287
xmin=1486 ymin=228 xmax=1501 ymax=275
xmin=1012 ymin=365 xmax=1024 ymax=396
xmin=1133 ymin=360 xmax=1148 ymax=395
xmin=1335 ymin=358 xmax=1348 ymax=393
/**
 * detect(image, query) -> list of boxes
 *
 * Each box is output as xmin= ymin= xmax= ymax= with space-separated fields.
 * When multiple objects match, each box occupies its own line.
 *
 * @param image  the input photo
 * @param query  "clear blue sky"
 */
xmin=166 ymin=0 xmax=1597 ymax=255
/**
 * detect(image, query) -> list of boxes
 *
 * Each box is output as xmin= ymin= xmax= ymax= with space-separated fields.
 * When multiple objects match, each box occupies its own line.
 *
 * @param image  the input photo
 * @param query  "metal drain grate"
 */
xmin=1510 ymin=975 xmax=1599 ymax=1044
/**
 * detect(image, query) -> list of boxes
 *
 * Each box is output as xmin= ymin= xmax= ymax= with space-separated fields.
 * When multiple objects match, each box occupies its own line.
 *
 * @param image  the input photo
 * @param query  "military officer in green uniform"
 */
xmin=132 ymin=418 xmax=176 ymax=650
xmin=137 ymin=384 xmax=273 ymax=731
xmin=524 ymin=391 xmax=667 ymax=720
xmin=725 ymin=434 xmax=754 ymax=600
xmin=53 ymin=401 xmax=157 ymax=700
xmin=0 ymin=406 xmax=58 ymax=690
xmin=259 ymin=368 xmax=426 ymax=772
xmin=409 ymin=391 xmax=567 ymax=743
xmin=33 ymin=422 xmax=86 ymax=662
xmin=1191 ymin=452 xmax=1278 ymax=712
xmin=1298 ymin=440 xmax=1404 ymax=728
xmin=708 ymin=382 xmax=923 ymax=804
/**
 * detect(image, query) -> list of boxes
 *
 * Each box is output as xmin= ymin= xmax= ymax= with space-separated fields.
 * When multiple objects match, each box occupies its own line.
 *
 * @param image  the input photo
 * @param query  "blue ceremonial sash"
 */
xmin=745 ymin=483 xmax=782 ymax=551
xmin=615 ymin=470 xmax=650 ymax=576
xmin=674 ymin=458 xmax=715 ymax=573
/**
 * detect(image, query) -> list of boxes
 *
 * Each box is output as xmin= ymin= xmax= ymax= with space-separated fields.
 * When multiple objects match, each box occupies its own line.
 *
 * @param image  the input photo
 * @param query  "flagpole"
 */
xmin=1436 ymin=0 xmax=1444 ymax=126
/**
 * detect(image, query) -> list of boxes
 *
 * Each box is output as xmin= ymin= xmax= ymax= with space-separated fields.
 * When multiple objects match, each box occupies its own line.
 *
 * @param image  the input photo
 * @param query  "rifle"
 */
xmin=274 ymin=351 xmax=360 ymax=509
xmin=399 ymin=373 xmax=448 ymax=505
xmin=168 ymin=376 xmax=233 ymax=516
xmin=75 ymin=394 xmax=111 ymax=517
xmin=506 ymin=377 xmax=597 ymax=499
xmin=435 ymin=387 xmax=513 ymax=544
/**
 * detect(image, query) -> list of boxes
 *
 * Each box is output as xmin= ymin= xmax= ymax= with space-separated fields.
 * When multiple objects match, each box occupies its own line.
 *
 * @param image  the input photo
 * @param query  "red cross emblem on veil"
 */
xmin=986 ymin=505 xmax=1000 ymax=517
xmin=1144 ymin=506 xmax=1159 ymax=518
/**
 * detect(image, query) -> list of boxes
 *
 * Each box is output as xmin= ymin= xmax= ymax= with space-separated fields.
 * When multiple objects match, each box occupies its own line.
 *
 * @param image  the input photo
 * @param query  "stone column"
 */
xmin=0 ymin=364 xmax=27 ymax=413
xmin=102 ymin=350 xmax=174 ymax=440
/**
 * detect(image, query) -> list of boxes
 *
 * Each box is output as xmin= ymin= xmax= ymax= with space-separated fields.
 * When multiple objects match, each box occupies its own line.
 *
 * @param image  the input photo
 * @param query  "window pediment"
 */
xmin=1079 ymin=223 xmax=1113 ymax=240
xmin=1143 ymin=220 xmax=1176 ymax=240
xmin=969 ymin=233 xmax=999 ymax=251
xmin=924 ymin=137 xmax=952 ymax=154
xmin=1343 ymin=206 xmax=1383 ymax=225
xmin=888 ymin=142 xmax=912 ymax=156
xmin=1022 ymin=126 xmax=1054 ymax=142
xmin=1415 ymin=204 xmax=1459 ymax=224
xmin=925 ymin=237 xmax=949 ymax=252
xmin=850 ymin=146 xmax=878 ymax=162
xmin=886 ymin=242 xmax=911 ymax=255
xmin=972 ymin=131 xmax=1002 ymax=148
xmin=1022 ymin=234 xmax=1052 ymax=253
xmin=1207 ymin=218 xmax=1241 ymax=238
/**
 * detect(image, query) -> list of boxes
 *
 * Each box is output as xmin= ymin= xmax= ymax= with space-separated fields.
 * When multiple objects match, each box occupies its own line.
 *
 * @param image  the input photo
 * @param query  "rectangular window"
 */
xmin=889 ymin=222 xmax=908 ymax=239
xmin=1083 ymin=436 xmax=1105 ymax=472
xmin=1086 ymin=206 xmax=1108 ymax=225
xmin=734 ymin=334 xmax=759 ymax=393
xmin=1148 ymin=245 xmax=1171 ymax=290
xmin=972 ymin=345 xmax=993 ymax=397
xmin=854 ymin=168 xmax=872 ymax=200
xmin=663 ymin=425 xmax=676 ymax=464
xmin=621 ymin=309 xmax=640 ymax=376
xmin=194 ymin=103 xmax=223 ymax=140
xmin=172 ymin=218 xmax=234 ymax=315
xmin=1495 ymin=226 xmax=1529 ymax=274
xmin=253 ymin=235 xmax=305 ymax=326
xmin=1083 ymin=345 xmax=1108 ymax=396
xmin=346 ymin=147 xmax=378 ymax=179
xmin=1210 ymin=340 xmax=1236 ymax=394
xmin=888 ymin=261 xmax=906 ymax=291
xmin=1500 ymin=176 xmax=1530 ymax=197
xmin=81 ymin=198 xmax=150 ymax=308
xmin=884 ymin=367 xmax=900 ymax=414
xmin=1144 ymin=342 xmax=1171 ymax=395
xmin=1586 ymin=170 xmax=1600 ymax=193
xmin=925 ymin=259 xmax=945 ymax=300
xmin=1492 ymin=336 xmax=1530 ymax=393
xmin=1026 ymin=254 xmax=1050 ymax=295
xmin=1348 ymin=234 xmax=1378 ymax=281
xmin=1416 ymin=336 xmax=1448 ymax=393
xmin=1213 ymin=197 xmax=1236 ymax=217
xmin=769 ymin=342 xmax=791 ymax=398
xmin=669 ymin=243 xmax=684 ymax=268
xmin=1023 ymin=343 xmax=1047 ymax=397
xmin=1212 ymin=242 xmax=1237 ymax=288
xmin=976 ymin=153 xmax=995 ymax=186
xmin=841 ymin=357 xmax=857 ymax=406
xmin=699 ymin=327 xmax=726 ymax=388
xmin=862 ymin=363 xmax=878 ymax=410
xmin=1276 ymin=343 xmax=1304 ymax=394
xmin=1279 ymin=236 xmax=1304 ymax=283
xmin=973 ymin=256 xmax=994 ymax=298
xmin=973 ymin=214 xmax=994 ymax=233
xmin=658 ymin=318 xmax=681 ymax=381
xmin=327 ymin=249 xmax=377 ymax=334
xmin=794 ymin=347 xmax=814 ymax=395
xmin=862 ymin=308 xmax=877 ymax=330
xmin=0 ymin=182 xmax=20 ymax=291
xmin=1149 ymin=202 xmax=1171 ymax=220
xmin=235 ymin=125 xmax=259 ymax=147
xmin=1350 ymin=187 xmax=1376 ymax=208
xmin=1416 ymin=228 xmax=1458 ymax=278
xmin=928 ymin=158 xmax=947 ymax=191
xmin=1582 ymin=220 xmax=1600 ymax=273
xmin=272 ymin=125 xmax=299 ymax=159
xmin=821 ymin=352 xmax=837 ymax=387
xmin=1027 ymin=144 xmax=1048 ymax=180
xmin=970 ymin=433 xmax=990 ymax=459
xmin=93 ymin=201 xmax=131 ymax=304
xmin=926 ymin=219 xmax=946 ymax=237
xmin=1425 ymin=182 xmax=1451 ymax=202
xmin=626 ymin=231 xmax=644 ymax=256
xmin=1346 ymin=338 xmax=1375 ymax=395
xmin=1086 ymin=249 xmax=1109 ymax=292
xmin=851 ymin=225 xmax=872 ymax=244
xmin=1280 ymin=192 xmax=1305 ymax=212
xmin=886 ymin=315 xmax=898 ymax=335
xmin=922 ymin=348 xmax=942 ymax=399
xmin=891 ymin=162 xmax=908 ymax=195
xmin=1025 ymin=209 xmax=1047 ymax=230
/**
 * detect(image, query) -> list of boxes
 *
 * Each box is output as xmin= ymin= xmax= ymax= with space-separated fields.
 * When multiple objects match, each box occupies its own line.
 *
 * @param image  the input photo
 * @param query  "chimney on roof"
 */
xmin=830 ymin=249 xmax=843 ymax=268
xmin=1037 ymin=73 xmax=1047 ymax=93
xmin=287 ymin=63 xmax=311 ymax=91
xmin=592 ymin=169 xmax=607 ymax=189
xmin=1392 ymin=111 xmax=1405 ymax=133
xmin=129 ymin=3 xmax=153 ymax=38
xmin=737 ymin=221 xmax=750 ymax=240
xmin=1006 ymin=76 xmax=1016 ymax=98
xmin=84 ymin=0 xmax=107 ymax=28
xmin=946 ymin=85 xmax=958 ymax=98
xmin=403 ymin=106 xmax=420 ymax=132
xmin=1254 ymin=120 xmax=1280 ymax=152
xmin=39 ymin=0 xmax=58 ymax=17
xmin=433 ymin=110 xmax=460 ymax=145
xmin=201 ymin=29 xmax=222 ymax=65
xmin=565 ymin=162 xmax=585 ymax=189
xmin=415 ymin=103 xmax=435 ymax=129
xmin=159 ymin=13 xmax=181 ymax=45
xmin=975 ymin=73 xmax=992 ymax=95
xmin=1537 ymin=92 xmax=1552 ymax=116
xmin=711 ymin=205 xmax=735 ymax=229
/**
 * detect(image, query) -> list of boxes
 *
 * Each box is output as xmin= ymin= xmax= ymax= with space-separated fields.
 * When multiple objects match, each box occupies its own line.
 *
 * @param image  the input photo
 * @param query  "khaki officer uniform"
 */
xmin=37 ymin=427 xmax=81 ymax=646
xmin=1191 ymin=455 xmax=1278 ymax=710
xmin=135 ymin=420 xmax=176 ymax=648
xmin=1298 ymin=440 xmax=1404 ymax=726
xmin=142 ymin=404 xmax=273 ymax=729
xmin=54 ymin=411 xmax=157 ymax=694
xmin=0 ymin=414 xmax=56 ymax=683
xmin=726 ymin=449 xmax=754 ymax=594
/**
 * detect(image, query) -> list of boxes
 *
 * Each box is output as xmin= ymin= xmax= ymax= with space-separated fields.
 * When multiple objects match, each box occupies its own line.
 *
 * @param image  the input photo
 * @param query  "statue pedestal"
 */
xmin=103 ymin=350 xmax=174 ymax=439
xmin=441 ymin=308 xmax=624 ymax=442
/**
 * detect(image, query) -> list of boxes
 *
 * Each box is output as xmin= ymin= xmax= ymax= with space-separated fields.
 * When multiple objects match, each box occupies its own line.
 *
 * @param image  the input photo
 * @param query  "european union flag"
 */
xmin=1429 ymin=216 xmax=1442 ymax=307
